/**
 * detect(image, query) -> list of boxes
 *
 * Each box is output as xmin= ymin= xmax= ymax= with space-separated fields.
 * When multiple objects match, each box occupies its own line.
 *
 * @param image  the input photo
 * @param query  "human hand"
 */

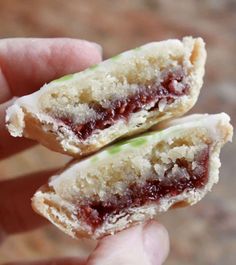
xmin=0 ymin=38 xmax=169 ymax=265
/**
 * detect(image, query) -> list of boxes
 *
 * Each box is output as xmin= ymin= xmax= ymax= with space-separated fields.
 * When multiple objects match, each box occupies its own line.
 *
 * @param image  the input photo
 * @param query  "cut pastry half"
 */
xmin=32 ymin=113 xmax=233 ymax=239
xmin=6 ymin=37 xmax=206 ymax=157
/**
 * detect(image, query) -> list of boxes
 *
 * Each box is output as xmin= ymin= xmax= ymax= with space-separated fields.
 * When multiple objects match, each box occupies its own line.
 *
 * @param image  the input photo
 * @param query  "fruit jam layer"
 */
xmin=61 ymin=68 xmax=189 ymax=141
xmin=78 ymin=146 xmax=209 ymax=230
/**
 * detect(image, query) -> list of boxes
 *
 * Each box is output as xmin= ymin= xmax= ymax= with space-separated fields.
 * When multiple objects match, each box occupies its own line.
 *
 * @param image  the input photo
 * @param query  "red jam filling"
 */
xmin=60 ymin=68 xmax=189 ymax=140
xmin=78 ymin=147 xmax=209 ymax=229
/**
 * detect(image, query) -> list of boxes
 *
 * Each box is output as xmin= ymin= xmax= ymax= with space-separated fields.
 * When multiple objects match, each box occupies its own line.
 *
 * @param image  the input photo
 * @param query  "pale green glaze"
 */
xmin=111 ymin=54 xmax=121 ymax=61
xmin=130 ymin=137 xmax=147 ymax=147
xmin=89 ymin=130 xmax=164 ymax=164
xmin=107 ymin=145 xmax=122 ymax=154
xmin=89 ymin=64 xmax=99 ymax=70
xmin=53 ymin=73 xmax=74 ymax=82
xmin=105 ymin=130 xmax=162 ymax=156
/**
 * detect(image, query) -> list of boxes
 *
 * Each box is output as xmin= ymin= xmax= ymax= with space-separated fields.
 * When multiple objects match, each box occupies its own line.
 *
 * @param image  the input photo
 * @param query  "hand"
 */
xmin=0 ymin=38 xmax=169 ymax=265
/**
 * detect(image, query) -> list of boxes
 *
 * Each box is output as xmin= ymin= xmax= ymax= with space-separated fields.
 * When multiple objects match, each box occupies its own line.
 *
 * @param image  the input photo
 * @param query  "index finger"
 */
xmin=0 ymin=38 xmax=102 ymax=158
xmin=0 ymin=38 xmax=102 ymax=103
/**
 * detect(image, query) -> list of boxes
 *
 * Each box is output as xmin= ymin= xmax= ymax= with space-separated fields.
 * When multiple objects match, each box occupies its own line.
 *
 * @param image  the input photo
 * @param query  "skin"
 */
xmin=0 ymin=38 xmax=169 ymax=265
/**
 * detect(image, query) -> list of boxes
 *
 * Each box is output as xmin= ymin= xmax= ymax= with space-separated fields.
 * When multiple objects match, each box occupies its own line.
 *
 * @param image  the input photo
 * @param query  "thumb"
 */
xmin=87 ymin=221 xmax=169 ymax=265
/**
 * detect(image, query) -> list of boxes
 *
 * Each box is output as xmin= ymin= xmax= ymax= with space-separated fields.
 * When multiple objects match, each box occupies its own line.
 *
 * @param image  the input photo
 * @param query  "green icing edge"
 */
xmin=111 ymin=54 xmax=121 ymax=61
xmin=107 ymin=138 xmax=130 ymax=152
xmin=130 ymin=137 xmax=147 ymax=147
xmin=108 ymin=145 xmax=122 ymax=154
xmin=89 ymin=64 xmax=98 ymax=70
xmin=53 ymin=73 xmax=74 ymax=82
xmin=106 ymin=132 xmax=157 ymax=155
xmin=94 ymin=129 xmax=164 ymax=159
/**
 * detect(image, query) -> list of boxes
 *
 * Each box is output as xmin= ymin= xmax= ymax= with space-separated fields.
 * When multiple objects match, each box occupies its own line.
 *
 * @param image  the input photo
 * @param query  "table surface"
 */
xmin=0 ymin=1 xmax=235 ymax=264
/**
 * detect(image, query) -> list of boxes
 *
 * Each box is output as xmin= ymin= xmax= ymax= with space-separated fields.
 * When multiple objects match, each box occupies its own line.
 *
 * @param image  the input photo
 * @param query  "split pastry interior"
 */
xmin=32 ymin=113 xmax=233 ymax=239
xmin=5 ymin=36 xmax=232 ymax=240
xmin=6 ymin=37 xmax=206 ymax=157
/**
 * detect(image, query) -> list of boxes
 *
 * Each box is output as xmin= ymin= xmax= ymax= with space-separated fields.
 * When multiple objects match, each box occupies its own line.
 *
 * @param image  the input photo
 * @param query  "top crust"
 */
xmin=6 ymin=37 xmax=206 ymax=157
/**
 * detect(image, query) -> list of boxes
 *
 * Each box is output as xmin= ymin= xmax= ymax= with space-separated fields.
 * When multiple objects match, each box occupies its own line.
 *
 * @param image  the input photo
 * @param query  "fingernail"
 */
xmin=89 ymin=41 xmax=103 ymax=55
xmin=143 ymin=221 xmax=170 ymax=265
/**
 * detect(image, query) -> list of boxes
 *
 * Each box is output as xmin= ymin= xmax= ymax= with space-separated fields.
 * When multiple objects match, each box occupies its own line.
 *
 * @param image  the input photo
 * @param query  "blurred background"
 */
xmin=0 ymin=0 xmax=235 ymax=264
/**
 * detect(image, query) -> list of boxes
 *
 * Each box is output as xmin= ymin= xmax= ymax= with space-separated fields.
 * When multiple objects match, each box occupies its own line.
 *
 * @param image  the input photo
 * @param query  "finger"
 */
xmin=0 ymin=38 xmax=102 ymax=103
xmin=0 ymin=99 xmax=36 ymax=159
xmin=87 ymin=221 xmax=169 ymax=265
xmin=0 ymin=169 xmax=59 ymax=241
xmin=0 ymin=38 xmax=102 ymax=158
xmin=3 ymin=257 xmax=86 ymax=265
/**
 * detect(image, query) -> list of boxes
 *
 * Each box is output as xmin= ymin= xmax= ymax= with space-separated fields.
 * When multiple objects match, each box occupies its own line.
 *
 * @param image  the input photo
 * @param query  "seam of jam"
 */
xmin=77 ymin=146 xmax=209 ymax=230
xmin=59 ymin=68 xmax=189 ymax=141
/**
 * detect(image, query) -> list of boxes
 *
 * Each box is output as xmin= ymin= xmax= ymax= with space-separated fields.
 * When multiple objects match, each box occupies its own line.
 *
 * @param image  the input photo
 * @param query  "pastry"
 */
xmin=6 ymin=37 xmax=206 ymax=157
xmin=32 ymin=113 xmax=233 ymax=239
